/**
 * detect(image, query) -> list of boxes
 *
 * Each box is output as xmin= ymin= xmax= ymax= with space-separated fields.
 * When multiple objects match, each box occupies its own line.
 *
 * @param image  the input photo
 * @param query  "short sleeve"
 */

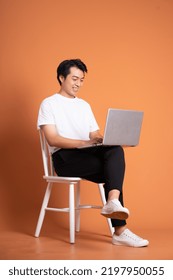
xmin=37 ymin=99 xmax=55 ymax=129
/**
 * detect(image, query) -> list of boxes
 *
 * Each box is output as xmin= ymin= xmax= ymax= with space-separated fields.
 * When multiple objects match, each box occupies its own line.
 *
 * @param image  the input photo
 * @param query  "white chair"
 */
xmin=35 ymin=129 xmax=114 ymax=243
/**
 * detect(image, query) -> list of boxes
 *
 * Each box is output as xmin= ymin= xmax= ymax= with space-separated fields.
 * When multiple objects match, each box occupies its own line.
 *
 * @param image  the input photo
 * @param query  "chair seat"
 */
xmin=43 ymin=175 xmax=81 ymax=183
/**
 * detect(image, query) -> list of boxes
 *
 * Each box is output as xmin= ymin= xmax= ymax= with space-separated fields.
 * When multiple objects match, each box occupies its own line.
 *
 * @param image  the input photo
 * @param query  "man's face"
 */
xmin=60 ymin=66 xmax=85 ymax=98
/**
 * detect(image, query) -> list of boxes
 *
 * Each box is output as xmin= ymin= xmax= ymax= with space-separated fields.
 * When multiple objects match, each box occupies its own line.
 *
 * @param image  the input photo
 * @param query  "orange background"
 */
xmin=0 ymin=0 xmax=173 ymax=237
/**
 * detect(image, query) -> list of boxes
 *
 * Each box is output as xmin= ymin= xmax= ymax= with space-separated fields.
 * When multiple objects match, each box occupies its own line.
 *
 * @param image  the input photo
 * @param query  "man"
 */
xmin=37 ymin=59 xmax=149 ymax=247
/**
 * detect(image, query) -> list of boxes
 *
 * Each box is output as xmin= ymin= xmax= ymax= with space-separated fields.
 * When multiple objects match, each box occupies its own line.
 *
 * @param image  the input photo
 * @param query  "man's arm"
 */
xmin=41 ymin=125 xmax=102 ymax=149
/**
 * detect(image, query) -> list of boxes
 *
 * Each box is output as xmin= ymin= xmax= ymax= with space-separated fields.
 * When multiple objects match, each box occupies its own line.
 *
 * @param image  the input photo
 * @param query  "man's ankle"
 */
xmin=114 ymin=225 xmax=127 ymax=236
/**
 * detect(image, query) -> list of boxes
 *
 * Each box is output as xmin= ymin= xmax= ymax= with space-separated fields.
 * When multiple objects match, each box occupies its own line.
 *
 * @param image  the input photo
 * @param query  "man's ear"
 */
xmin=59 ymin=75 xmax=65 ymax=84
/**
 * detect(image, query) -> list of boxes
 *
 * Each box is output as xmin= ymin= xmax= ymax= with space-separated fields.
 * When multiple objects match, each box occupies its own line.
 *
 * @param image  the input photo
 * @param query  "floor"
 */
xmin=0 ymin=222 xmax=173 ymax=260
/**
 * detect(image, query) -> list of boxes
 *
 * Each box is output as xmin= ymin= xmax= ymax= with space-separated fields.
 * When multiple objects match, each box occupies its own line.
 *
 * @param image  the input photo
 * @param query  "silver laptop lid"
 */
xmin=103 ymin=109 xmax=144 ymax=146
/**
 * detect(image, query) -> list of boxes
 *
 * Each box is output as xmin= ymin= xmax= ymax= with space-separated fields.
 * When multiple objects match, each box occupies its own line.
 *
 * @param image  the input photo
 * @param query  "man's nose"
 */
xmin=75 ymin=80 xmax=80 ymax=87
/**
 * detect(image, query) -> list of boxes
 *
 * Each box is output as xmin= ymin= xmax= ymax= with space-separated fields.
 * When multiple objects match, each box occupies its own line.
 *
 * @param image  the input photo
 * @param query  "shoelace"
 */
xmin=123 ymin=230 xmax=143 ymax=241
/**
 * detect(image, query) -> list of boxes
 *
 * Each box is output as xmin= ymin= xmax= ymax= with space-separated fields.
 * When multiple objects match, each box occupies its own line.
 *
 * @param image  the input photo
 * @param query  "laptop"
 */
xmin=78 ymin=108 xmax=144 ymax=148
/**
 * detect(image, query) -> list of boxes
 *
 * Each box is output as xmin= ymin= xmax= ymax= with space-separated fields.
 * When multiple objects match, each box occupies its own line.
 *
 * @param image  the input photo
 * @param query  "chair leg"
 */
xmin=35 ymin=182 xmax=53 ymax=237
xmin=75 ymin=183 xmax=80 ymax=232
xmin=98 ymin=183 xmax=114 ymax=236
xmin=69 ymin=183 xmax=75 ymax=243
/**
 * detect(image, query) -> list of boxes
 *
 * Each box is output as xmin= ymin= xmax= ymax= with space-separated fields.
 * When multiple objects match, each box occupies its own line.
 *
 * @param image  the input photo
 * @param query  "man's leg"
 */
xmin=53 ymin=146 xmax=127 ymax=227
xmin=95 ymin=146 xmax=127 ymax=227
xmin=52 ymin=148 xmax=104 ymax=180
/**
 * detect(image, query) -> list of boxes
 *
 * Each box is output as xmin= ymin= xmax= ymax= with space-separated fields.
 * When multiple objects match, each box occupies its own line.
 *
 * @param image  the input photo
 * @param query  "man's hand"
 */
xmin=89 ymin=131 xmax=103 ymax=143
xmin=92 ymin=137 xmax=103 ymax=144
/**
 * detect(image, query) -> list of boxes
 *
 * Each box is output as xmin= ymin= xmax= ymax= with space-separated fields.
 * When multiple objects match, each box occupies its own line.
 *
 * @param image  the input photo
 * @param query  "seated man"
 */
xmin=37 ymin=58 xmax=149 ymax=247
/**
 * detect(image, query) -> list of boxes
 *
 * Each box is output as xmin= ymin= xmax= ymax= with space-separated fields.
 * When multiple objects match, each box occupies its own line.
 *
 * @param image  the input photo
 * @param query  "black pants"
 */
xmin=52 ymin=145 xmax=126 ymax=227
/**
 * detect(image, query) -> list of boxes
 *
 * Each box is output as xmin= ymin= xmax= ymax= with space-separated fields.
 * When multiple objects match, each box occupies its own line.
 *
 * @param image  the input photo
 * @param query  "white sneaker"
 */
xmin=101 ymin=199 xmax=129 ymax=219
xmin=112 ymin=229 xmax=149 ymax=247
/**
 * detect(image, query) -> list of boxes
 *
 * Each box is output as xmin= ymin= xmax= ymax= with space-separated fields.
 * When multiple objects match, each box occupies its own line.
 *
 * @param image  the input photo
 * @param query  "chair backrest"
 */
xmin=39 ymin=129 xmax=54 ymax=177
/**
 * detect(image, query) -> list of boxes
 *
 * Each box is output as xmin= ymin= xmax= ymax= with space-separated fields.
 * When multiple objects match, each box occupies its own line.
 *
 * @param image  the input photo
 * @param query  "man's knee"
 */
xmin=106 ymin=145 xmax=124 ymax=157
xmin=115 ymin=145 xmax=124 ymax=157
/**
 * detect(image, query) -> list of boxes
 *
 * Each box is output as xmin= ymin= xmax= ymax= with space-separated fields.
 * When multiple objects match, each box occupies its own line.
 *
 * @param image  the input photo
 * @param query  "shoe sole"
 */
xmin=112 ymin=240 xmax=149 ymax=247
xmin=101 ymin=211 xmax=129 ymax=220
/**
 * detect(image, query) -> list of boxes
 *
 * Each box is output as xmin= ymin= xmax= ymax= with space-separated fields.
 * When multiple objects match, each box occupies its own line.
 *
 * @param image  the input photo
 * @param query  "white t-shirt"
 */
xmin=37 ymin=93 xmax=99 ymax=153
